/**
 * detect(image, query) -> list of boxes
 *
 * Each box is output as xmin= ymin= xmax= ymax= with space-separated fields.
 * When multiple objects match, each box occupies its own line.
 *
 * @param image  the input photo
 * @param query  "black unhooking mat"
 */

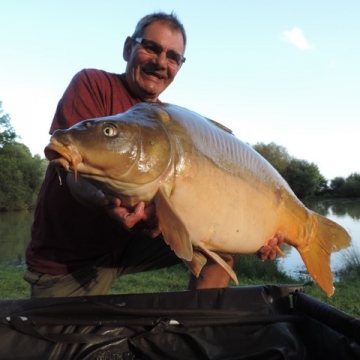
xmin=0 ymin=285 xmax=360 ymax=359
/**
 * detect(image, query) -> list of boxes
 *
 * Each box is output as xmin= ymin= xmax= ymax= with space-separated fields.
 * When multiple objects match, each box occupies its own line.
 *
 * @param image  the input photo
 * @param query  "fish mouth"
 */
xmin=45 ymin=142 xmax=83 ymax=180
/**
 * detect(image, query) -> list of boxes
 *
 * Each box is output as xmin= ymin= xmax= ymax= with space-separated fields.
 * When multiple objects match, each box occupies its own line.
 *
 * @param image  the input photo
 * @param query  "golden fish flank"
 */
xmin=45 ymin=102 xmax=351 ymax=297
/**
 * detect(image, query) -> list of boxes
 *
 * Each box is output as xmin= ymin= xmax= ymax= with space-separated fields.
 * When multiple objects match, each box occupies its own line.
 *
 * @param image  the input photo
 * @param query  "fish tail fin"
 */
xmin=297 ymin=213 xmax=351 ymax=297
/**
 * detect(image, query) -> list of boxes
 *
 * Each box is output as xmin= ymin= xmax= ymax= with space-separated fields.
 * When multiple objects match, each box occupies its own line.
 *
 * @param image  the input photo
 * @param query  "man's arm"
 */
xmin=187 ymin=253 xmax=235 ymax=290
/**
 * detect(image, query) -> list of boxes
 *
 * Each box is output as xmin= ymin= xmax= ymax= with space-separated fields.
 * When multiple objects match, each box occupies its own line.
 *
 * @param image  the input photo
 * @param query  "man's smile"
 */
xmin=142 ymin=68 xmax=166 ymax=80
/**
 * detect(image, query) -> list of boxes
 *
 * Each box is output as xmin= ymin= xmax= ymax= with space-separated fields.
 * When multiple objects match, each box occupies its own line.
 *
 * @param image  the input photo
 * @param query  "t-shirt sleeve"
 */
xmin=49 ymin=69 xmax=114 ymax=133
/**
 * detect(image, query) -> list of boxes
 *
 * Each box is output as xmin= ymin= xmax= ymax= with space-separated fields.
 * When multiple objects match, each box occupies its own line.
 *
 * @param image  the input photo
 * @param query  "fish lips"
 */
xmin=45 ymin=143 xmax=83 ymax=176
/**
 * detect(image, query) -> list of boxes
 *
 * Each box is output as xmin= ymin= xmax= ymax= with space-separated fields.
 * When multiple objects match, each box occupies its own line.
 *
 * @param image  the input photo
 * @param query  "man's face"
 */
xmin=124 ymin=21 xmax=185 ymax=102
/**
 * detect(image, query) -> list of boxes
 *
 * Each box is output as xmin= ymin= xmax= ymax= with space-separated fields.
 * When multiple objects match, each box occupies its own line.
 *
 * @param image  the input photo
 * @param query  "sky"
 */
xmin=0 ymin=0 xmax=359 ymax=181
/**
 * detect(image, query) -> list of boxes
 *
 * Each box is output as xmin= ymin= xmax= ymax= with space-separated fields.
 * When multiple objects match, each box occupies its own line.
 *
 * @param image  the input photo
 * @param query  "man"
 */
xmin=25 ymin=12 xmax=281 ymax=298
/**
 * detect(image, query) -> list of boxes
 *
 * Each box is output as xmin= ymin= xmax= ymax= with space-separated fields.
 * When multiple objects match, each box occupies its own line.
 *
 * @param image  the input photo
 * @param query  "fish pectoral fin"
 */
xmin=183 ymin=250 xmax=208 ymax=277
xmin=197 ymin=243 xmax=239 ymax=285
xmin=276 ymin=246 xmax=286 ymax=258
xmin=154 ymin=187 xmax=193 ymax=261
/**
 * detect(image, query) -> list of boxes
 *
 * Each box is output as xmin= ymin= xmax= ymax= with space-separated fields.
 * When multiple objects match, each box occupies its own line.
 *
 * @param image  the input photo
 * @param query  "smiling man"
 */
xmin=123 ymin=21 xmax=185 ymax=101
xmin=25 ymin=12 xmax=280 ymax=298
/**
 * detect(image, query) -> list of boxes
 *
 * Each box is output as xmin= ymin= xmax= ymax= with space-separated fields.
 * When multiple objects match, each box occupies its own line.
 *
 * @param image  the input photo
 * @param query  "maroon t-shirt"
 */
xmin=26 ymin=69 xmax=144 ymax=275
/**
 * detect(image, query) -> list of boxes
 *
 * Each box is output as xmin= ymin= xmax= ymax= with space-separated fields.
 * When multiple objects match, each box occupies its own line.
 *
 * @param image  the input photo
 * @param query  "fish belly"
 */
xmin=169 ymin=161 xmax=285 ymax=254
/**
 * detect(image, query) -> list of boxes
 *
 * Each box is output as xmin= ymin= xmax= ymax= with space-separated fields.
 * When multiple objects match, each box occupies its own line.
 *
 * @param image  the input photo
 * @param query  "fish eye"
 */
xmin=103 ymin=124 xmax=118 ymax=137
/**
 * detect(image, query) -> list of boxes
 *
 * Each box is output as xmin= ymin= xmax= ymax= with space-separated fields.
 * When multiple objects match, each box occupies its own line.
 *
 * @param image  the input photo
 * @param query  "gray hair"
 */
xmin=132 ymin=12 xmax=187 ymax=50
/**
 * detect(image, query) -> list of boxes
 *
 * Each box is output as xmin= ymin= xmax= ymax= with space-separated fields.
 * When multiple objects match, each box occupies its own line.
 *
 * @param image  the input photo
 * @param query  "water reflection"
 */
xmin=304 ymin=198 xmax=360 ymax=220
xmin=0 ymin=211 xmax=33 ymax=265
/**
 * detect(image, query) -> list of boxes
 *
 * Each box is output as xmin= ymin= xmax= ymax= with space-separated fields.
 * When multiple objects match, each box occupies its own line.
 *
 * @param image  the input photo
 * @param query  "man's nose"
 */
xmin=155 ymin=50 xmax=167 ymax=67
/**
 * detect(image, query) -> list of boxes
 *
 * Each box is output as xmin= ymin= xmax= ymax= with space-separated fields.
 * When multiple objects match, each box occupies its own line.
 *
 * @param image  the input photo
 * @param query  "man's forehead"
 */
xmin=143 ymin=22 xmax=185 ymax=49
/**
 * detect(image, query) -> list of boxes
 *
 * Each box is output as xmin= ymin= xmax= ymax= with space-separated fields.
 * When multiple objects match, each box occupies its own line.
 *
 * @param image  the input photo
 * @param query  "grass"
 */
xmin=301 ymin=246 xmax=360 ymax=318
xmin=109 ymin=263 xmax=189 ymax=294
xmin=0 ymin=264 xmax=30 ymax=299
xmin=2 ymin=253 xmax=360 ymax=319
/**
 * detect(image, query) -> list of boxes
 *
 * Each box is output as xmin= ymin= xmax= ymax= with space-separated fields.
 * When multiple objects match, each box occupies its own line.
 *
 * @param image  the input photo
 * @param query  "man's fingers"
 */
xmin=258 ymin=245 xmax=271 ymax=260
xmin=103 ymin=198 xmax=160 ymax=235
xmin=133 ymin=201 xmax=145 ymax=215
xmin=142 ymin=203 xmax=156 ymax=221
xmin=103 ymin=195 xmax=121 ymax=208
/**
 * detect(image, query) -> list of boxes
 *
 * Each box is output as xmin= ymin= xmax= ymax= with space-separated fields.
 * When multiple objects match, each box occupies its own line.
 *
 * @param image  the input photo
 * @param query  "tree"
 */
xmin=253 ymin=142 xmax=327 ymax=199
xmin=0 ymin=142 xmax=46 ymax=210
xmin=329 ymin=174 xmax=360 ymax=197
xmin=330 ymin=177 xmax=346 ymax=195
xmin=313 ymin=173 xmax=329 ymax=196
xmin=253 ymin=142 xmax=291 ymax=175
xmin=0 ymin=102 xmax=46 ymax=210
xmin=339 ymin=173 xmax=360 ymax=197
xmin=0 ymin=101 xmax=16 ymax=146
xmin=282 ymin=159 xmax=324 ymax=199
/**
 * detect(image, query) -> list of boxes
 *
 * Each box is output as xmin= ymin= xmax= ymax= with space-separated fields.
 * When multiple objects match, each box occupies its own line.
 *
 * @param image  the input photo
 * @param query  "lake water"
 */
xmin=0 ymin=210 xmax=33 ymax=265
xmin=0 ymin=198 xmax=359 ymax=276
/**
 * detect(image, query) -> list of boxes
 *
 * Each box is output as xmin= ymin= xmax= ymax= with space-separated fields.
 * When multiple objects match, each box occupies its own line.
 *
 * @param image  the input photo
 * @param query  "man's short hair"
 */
xmin=132 ymin=12 xmax=187 ymax=50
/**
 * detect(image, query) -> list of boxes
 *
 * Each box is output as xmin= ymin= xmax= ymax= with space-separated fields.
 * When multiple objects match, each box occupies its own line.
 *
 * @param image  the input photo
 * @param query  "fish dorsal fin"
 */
xmin=208 ymin=119 xmax=233 ymax=134
xmin=196 ymin=243 xmax=239 ymax=285
xmin=183 ymin=250 xmax=208 ymax=277
xmin=154 ymin=187 xmax=193 ymax=261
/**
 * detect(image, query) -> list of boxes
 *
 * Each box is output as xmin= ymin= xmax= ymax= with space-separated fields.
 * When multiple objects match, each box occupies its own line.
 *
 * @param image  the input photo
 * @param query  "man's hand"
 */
xmin=257 ymin=232 xmax=285 ymax=260
xmin=102 ymin=195 xmax=161 ymax=238
xmin=66 ymin=173 xmax=161 ymax=237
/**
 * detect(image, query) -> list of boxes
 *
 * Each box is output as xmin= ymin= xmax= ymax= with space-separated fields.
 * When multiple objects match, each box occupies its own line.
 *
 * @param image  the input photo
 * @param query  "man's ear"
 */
xmin=123 ymin=36 xmax=133 ymax=61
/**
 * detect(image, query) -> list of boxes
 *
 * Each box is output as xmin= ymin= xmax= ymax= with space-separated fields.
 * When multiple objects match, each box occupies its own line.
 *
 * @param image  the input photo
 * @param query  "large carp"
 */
xmin=45 ymin=102 xmax=351 ymax=297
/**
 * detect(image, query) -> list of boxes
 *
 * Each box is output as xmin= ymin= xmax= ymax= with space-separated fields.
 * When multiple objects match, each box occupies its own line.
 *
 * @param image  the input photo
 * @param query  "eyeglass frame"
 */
xmin=132 ymin=37 xmax=186 ymax=67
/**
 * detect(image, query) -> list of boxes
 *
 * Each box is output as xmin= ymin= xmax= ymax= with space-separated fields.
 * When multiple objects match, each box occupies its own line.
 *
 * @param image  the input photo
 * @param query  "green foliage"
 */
xmin=330 ymin=173 xmax=360 ymax=197
xmin=314 ymin=174 xmax=330 ymax=196
xmin=330 ymin=177 xmax=346 ymax=193
xmin=0 ymin=265 xmax=30 ymax=299
xmin=0 ymin=142 xmax=46 ymax=210
xmin=0 ymin=102 xmax=47 ymax=210
xmin=339 ymin=173 xmax=360 ymax=197
xmin=303 ymin=236 xmax=360 ymax=317
xmin=4 ymin=258 xmax=360 ymax=318
xmin=253 ymin=142 xmax=328 ymax=199
xmin=253 ymin=142 xmax=291 ymax=174
xmin=337 ymin=245 xmax=360 ymax=279
xmin=304 ymin=279 xmax=360 ymax=318
xmin=0 ymin=102 xmax=16 ymax=146
xmin=110 ymin=264 xmax=189 ymax=294
xmin=283 ymin=159 xmax=325 ymax=199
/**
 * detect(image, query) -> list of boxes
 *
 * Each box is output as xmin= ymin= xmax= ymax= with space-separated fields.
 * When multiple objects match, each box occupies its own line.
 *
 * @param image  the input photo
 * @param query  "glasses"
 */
xmin=133 ymin=37 xmax=186 ymax=67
